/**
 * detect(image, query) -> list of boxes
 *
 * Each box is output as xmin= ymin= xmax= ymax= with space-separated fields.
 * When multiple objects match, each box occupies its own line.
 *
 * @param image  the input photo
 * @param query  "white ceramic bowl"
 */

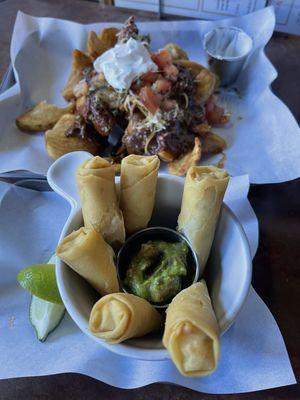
xmin=47 ymin=151 xmax=252 ymax=361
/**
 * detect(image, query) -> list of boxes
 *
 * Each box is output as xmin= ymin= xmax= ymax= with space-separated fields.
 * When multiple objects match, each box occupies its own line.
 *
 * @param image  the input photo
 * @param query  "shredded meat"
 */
xmin=149 ymin=123 xmax=195 ymax=160
xmin=171 ymin=65 xmax=195 ymax=98
xmin=88 ymin=93 xmax=115 ymax=136
xmin=117 ymin=16 xmax=139 ymax=44
xmin=117 ymin=16 xmax=150 ymax=45
xmin=65 ymin=115 xmax=86 ymax=139
xmin=122 ymin=114 xmax=194 ymax=161
xmin=65 ymin=115 xmax=103 ymax=147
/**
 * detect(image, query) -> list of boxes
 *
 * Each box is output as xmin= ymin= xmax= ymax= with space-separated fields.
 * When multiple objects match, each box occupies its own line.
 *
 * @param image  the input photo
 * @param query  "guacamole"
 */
xmin=124 ymin=240 xmax=188 ymax=303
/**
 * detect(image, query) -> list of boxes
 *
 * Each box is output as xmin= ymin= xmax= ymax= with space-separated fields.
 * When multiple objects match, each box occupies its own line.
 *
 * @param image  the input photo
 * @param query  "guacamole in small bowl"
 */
xmin=117 ymin=227 xmax=199 ymax=307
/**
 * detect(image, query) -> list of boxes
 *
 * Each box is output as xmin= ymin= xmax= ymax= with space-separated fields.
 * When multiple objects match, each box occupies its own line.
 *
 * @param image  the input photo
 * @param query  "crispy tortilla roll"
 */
xmin=89 ymin=292 xmax=162 ymax=343
xmin=56 ymin=227 xmax=119 ymax=295
xmin=76 ymin=156 xmax=125 ymax=248
xmin=120 ymin=155 xmax=160 ymax=234
xmin=163 ymin=281 xmax=220 ymax=377
xmin=177 ymin=166 xmax=229 ymax=269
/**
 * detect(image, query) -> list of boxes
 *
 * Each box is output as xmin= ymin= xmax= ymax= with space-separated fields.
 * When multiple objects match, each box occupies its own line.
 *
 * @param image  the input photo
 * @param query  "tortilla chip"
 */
xmin=99 ymin=27 xmax=119 ymax=49
xmin=168 ymin=137 xmax=202 ymax=176
xmin=62 ymin=50 xmax=92 ymax=101
xmin=86 ymin=31 xmax=108 ymax=60
xmin=16 ymin=101 xmax=75 ymax=132
xmin=164 ymin=43 xmax=188 ymax=61
xmin=202 ymin=132 xmax=226 ymax=154
xmin=45 ymin=114 xmax=98 ymax=159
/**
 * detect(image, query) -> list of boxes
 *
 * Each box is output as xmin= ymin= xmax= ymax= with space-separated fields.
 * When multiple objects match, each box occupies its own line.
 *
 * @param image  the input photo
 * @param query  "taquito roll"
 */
xmin=177 ymin=165 xmax=229 ymax=269
xmin=163 ymin=281 xmax=220 ymax=377
xmin=120 ymin=155 xmax=160 ymax=234
xmin=89 ymin=292 xmax=162 ymax=343
xmin=76 ymin=156 xmax=125 ymax=248
xmin=56 ymin=227 xmax=119 ymax=295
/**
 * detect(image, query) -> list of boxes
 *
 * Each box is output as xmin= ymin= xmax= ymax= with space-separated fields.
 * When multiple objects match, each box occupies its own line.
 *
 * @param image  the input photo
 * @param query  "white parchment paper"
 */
xmin=0 ymin=178 xmax=296 ymax=393
xmin=0 ymin=7 xmax=299 ymax=183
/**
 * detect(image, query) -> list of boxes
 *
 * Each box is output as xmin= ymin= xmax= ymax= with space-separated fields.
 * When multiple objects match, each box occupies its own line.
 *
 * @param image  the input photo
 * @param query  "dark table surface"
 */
xmin=0 ymin=0 xmax=299 ymax=399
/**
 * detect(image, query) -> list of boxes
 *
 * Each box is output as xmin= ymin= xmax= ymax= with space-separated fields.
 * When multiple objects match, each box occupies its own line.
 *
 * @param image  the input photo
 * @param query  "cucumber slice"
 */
xmin=30 ymin=295 xmax=65 ymax=342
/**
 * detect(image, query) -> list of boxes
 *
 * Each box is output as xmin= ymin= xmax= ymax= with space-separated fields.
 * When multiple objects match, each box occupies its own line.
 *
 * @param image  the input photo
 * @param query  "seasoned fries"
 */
xmin=168 ymin=138 xmax=202 ymax=176
xmin=16 ymin=101 xmax=74 ymax=132
xmin=45 ymin=114 xmax=98 ymax=159
xmin=62 ymin=50 xmax=92 ymax=101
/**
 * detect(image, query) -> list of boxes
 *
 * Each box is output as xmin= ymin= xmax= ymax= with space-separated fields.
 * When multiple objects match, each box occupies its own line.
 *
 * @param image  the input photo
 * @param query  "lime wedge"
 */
xmin=17 ymin=263 xmax=62 ymax=304
xmin=30 ymin=295 xmax=65 ymax=342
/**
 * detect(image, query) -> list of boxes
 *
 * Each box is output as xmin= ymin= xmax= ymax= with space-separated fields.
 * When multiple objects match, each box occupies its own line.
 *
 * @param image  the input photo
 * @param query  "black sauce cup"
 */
xmin=116 ymin=227 xmax=200 ymax=309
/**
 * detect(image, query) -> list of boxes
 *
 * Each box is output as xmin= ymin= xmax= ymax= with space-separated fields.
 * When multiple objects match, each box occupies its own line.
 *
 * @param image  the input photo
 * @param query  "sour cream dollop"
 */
xmin=93 ymin=38 xmax=158 ymax=90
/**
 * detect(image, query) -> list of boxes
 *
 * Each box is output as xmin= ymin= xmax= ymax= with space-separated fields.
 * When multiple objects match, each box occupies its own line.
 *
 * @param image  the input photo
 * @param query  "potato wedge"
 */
xmin=176 ymin=60 xmax=217 ymax=104
xmin=45 ymin=114 xmax=98 ymax=159
xmin=99 ymin=27 xmax=119 ymax=49
xmin=62 ymin=50 xmax=92 ymax=101
xmin=86 ymin=27 xmax=118 ymax=60
xmin=86 ymin=31 xmax=108 ymax=60
xmin=195 ymin=69 xmax=217 ymax=103
xmin=201 ymin=132 xmax=226 ymax=154
xmin=176 ymin=60 xmax=205 ymax=77
xmin=16 ymin=101 xmax=74 ymax=132
xmin=164 ymin=43 xmax=188 ymax=61
xmin=168 ymin=137 xmax=202 ymax=176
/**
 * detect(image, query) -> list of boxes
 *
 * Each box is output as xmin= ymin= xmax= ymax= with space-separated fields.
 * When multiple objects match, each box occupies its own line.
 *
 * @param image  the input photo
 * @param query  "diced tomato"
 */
xmin=151 ymin=49 xmax=178 ymax=81
xmin=151 ymin=49 xmax=173 ymax=69
xmin=205 ymin=96 xmax=226 ymax=125
xmin=139 ymin=87 xmax=162 ymax=114
xmin=131 ymin=72 xmax=159 ymax=92
xmin=153 ymin=78 xmax=172 ymax=94
xmin=163 ymin=64 xmax=179 ymax=81
xmin=161 ymin=99 xmax=177 ymax=111
xmin=140 ymin=71 xmax=158 ymax=84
